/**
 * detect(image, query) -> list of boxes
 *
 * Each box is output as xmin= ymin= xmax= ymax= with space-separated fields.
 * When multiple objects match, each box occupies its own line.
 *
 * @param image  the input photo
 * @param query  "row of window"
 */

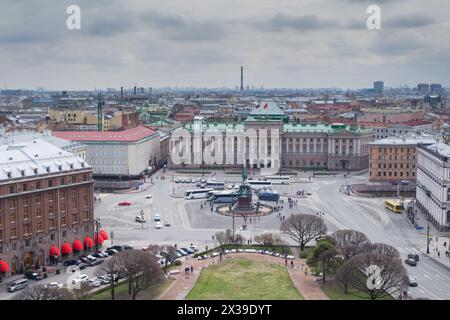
xmin=8 ymin=174 xmax=89 ymax=195
xmin=373 ymin=163 xmax=416 ymax=169
xmin=371 ymin=170 xmax=416 ymax=177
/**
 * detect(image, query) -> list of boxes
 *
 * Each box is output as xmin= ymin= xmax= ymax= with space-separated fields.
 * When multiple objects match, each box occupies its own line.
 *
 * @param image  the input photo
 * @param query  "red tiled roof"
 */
xmin=53 ymin=125 xmax=157 ymax=142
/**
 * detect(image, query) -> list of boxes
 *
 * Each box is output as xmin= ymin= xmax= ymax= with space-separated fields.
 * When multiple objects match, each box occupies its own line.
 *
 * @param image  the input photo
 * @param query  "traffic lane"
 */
xmin=406 ymin=258 xmax=450 ymax=300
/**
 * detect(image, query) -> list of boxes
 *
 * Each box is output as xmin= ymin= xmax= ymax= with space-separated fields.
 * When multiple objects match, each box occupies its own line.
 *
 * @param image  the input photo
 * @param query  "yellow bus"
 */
xmin=384 ymin=200 xmax=403 ymax=213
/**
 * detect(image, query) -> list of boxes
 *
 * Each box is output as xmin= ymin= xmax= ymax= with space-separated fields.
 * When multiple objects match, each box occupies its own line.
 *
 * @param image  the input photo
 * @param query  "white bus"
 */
xmin=206 ymin=181 xmax=226 ymax=190
xmin=245 ymin=180 xmax=272 ymax=191
xmin=208 ymin=190 xmax=239 ymax=203
xmin=185 ymin=188 xmax=214 ymax=200
xmin=265 ymin=175 xmax=291 ymax=185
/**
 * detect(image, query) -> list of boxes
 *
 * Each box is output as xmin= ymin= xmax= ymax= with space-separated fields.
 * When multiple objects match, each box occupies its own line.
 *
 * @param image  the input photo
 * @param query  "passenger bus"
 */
xmin=185 ymin=188 xmax=214 ymax=200
xmin=264 ymin=176 xmax=291 ymax=185
xmin=208 ymin=190 xmax=239 ymax=203
xmin=245 ymin=180 xmax=272 ymax=191
xmin=258 ymin=191 xmax=280 ymax=202
xmin=384 ymin=200 xmax=403 ymax=213
xmin=205 ymin=181 xmax=226 ymax=190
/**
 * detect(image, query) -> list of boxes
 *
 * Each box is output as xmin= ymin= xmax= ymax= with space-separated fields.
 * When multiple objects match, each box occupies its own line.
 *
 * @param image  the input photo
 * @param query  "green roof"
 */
xmin=283 ymin=123 xmax=372 ymax=134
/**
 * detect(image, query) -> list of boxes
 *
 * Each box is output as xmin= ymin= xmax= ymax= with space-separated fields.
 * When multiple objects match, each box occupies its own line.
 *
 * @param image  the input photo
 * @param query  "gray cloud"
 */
xmin=384 ymin=14 xmax=435 ymax=28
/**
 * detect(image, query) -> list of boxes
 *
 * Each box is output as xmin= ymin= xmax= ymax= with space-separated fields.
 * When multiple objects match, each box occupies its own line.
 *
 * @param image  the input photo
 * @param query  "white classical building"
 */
xmin=53 ymin=126 xmax=160 ymax=178
xmin=416 ymin=142 xmax=450 ymax=231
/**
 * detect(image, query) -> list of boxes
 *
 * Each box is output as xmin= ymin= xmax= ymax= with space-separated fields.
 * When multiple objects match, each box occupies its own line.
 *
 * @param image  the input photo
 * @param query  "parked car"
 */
xmin=177 ymin=248 xmax=189 ymax=256
xmin=175 ymin=178 xmax=180 ymax=183
xmin=122 ymin=244 xmax=133 ymax=250
xmin=78 ymin=255 xmax=90 ymax=263
xmin=118 ymin=201 xmax=131 ymax=206
xmin=154 ymin=213 xmax=161 ymax=221
xmin=400 ymin=180 xmax=410 ymax=185
xmin=78 ymin=263 xmax=89 ymax=270
xmin=86 ymin=255 xmax=97 ymax=262
xmin=95 ymin=276 xmax=110 ymax=285
xmin=92 ymin=253 xmax=103 ymax=259
xmin=45 ymin=282 xmax=64 ymax=289
xmin=106 ymin=249 xmax=118 ymax=255
xmin=25 ymin=271 xmax=43 ymax=281
xmin=405 ymin=258 xmax=417 ymax=266
xmin=407 ymin=254 xmax=420 ymax=262
xmin=182 ymin=247 xmax=194 ymax=254
xmin=63 ymin=259 xmax=80 ymax=267
xmin=408 ymin=277 xmax=418 ymax=287
xmin=145 ymin=194 xmax=153 ymax=199
xmin=189 ymin=245 xmax=199 ymax=252
xmin=87 ymin=278 xmax=102 ymax=288
xmin=155 ymin=222 xmax=162 ymax=229
xmin=135 ymin=216 xmax=146 ymax=223
xmin=95 ymin=251 xmax=108 ymax=258
xmin=90 ymin=258 xmax=105 ymax=266
xmin=72 ymin=274 xmax=89 ymax=285
xmin=107 ymin=246 xmax=123 ymax=252
xmin=7 ymin=279 xmax=29 ymax=292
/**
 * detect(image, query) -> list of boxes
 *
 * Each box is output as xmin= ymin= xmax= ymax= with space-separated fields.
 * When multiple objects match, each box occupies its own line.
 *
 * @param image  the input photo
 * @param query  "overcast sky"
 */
xmin=0 ymin=0 xmax=449 ymax=90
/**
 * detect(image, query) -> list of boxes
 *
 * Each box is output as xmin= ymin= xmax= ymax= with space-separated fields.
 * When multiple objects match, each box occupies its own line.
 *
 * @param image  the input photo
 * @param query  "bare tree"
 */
xmin=234 ymin=233 xmax=246 ymax=245
xmin=215 ymin=231 xmax=227 ymax=252
xmin=331 ymin=229 xmax=370 ymax=261
xmin=116 ymin=249 xmax=164 ymax=300
xmin=146 ymin=244 xmax=178 ymax=273
xmin=362 ymin=243 xmax=400 ymax=259
xmin=280 ymin=214 xmax=327 ymax=250
xmin=342 ymin=253 xmax=408 ymax=300
xmin=95 ymin=255 xmax=121 ymax=300
xmin=254 ymin=233 xmax=282 ymax=247
xmin=14 ymin=285 xmax=74 ymax=300
xmin=72 ymin=282 xmax=92 ymax=300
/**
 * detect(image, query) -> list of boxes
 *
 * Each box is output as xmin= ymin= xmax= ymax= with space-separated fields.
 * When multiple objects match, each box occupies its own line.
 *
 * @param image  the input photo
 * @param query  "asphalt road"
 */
xmin=93 ymin=169 xmax=450 ymax=300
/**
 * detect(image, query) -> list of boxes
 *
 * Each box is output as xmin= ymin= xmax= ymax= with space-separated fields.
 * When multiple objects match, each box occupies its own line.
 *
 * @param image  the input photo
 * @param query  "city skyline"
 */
xmin=1 ymin=0 xmax=450 ymax=90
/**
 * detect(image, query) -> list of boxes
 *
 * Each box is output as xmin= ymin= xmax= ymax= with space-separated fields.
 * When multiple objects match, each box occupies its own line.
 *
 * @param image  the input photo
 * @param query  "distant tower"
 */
xmin=97 ymin=93 xmax=104 ymax=132
xmin=240 ymin=66 xmax=244 ymax=91
xmin=120 ymin=86 xmax=124 ymax=102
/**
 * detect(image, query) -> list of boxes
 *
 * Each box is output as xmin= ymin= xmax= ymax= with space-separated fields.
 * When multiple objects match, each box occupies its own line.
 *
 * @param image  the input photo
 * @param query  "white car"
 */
xmin=155 ymin=222 xmax=162 ymax=229
xmin=72 ymin=274 xmax=89 ymax=284
xmin=135 ymin=216 xmax=146 ymax=223
xmin=154 ymin=213 xmax=161 ymax=221
xmin=145 ymin=194 xmax=152 ymax=199
xmin=45 ymin=282 xmax=63 ymax=289
xmin=164 ymin=220 xmax=171 ymax=227
xmin=87 ymin=278 xmax=102 ymax=287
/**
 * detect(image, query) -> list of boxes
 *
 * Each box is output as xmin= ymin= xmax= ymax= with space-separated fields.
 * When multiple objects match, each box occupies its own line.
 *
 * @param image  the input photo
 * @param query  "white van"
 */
xmin=7 ymin=278 xmax=29 ymax=292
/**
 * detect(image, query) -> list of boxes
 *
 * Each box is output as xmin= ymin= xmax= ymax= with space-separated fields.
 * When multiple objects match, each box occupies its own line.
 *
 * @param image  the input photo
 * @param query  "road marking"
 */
xmin=178 ymin=202 xmax=192 ymax=230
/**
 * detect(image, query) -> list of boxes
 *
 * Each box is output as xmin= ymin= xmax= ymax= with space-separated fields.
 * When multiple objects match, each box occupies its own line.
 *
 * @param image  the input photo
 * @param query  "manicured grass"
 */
xmin=321 ymin=279 xmax=394 ymax=300
xmin=91 ymin=279 xmax=171 ymax=300
xmin=186 ymin=257 xmax=303 ymax=300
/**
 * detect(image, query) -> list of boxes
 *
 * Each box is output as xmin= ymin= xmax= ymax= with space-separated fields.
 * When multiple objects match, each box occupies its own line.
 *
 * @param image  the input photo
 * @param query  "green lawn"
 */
xmin=186 ymin=257 xmax=303 ymax=300
xmin=91 ymin=279 xmax=171 ymax=300
xmin=321 ymin=280 xmax=394 ymax=300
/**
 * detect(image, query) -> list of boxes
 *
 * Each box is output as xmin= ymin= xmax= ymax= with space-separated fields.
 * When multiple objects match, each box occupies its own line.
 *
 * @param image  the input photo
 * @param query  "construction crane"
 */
xmin=97 ymin=93 xmax=104 ymax=132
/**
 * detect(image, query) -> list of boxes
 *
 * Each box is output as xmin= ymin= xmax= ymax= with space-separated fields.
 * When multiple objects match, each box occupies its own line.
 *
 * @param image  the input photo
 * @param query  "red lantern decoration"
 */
xmin=0 ymin=260 xmax=10 ymax=272
xmin=49 ymin=246 xmax=60 ymax=257
xmin=100 ymin=229 xmax=109 ymax=240
xmin=94 ymin=234 xmax=104 ymax=245
xmin=73 ymin=240 xmax=83 ymax=252
xmin=84 ymin=236 xmax=94 ymax=249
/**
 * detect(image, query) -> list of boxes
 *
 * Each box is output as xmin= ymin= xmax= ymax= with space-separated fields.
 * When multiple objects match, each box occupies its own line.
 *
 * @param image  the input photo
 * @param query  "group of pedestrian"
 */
xmin=184 ymin=266 xmax=194 ymax=275
xmin=276 ymin=212 xmax=285 ymax=221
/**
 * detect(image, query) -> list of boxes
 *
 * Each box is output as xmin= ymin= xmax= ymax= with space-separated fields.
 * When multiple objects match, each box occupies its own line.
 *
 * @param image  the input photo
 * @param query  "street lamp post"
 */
xmin=426 ymin=216 xmax=430 ymax=254
xmin=317 ymin=210 xmax=325 ymax=237
xmin=94 ymin=218 xmax=101 ymax=251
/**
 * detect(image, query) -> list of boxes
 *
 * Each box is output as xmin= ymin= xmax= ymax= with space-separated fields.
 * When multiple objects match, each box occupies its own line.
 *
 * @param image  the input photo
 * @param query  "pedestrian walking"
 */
xmin=304 ymin=268 xmax=308 ymax=275
xmin=190 ymin=266 xmax=193 ymax=273
xmin=438 ymin=251 xmax=440 ymax=258
xmin=290 ymin=260 xmax=294 ymax=268
xmin=285 ymin=259 xmax=288 ymax=267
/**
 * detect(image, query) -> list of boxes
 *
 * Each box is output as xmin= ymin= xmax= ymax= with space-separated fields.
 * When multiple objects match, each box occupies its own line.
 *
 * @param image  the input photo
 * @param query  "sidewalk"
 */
xmin=420 ymin=236 xmax=450 ymax=270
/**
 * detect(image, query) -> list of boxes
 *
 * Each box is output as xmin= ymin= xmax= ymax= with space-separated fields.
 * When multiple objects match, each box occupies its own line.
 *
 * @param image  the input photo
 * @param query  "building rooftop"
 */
xmin=371 ymin=135 xmax=438 ymax=146
xmin=284 ymin=123 xmax=372 ymax=134
xmin=0 ymin=139 xmax=90 ymax=182
xmin=53 ymin=125 xmax=157 ymax=142
xmin=426 ymin=143 xmax=450 ymax=157
xmin=0 ymin=131 xmax=86 ymax=151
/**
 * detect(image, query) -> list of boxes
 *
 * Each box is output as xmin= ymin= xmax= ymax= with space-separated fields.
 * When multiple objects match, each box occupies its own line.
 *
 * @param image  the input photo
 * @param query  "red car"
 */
xmin=118 ymin=201 xmax=131 ymax=206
